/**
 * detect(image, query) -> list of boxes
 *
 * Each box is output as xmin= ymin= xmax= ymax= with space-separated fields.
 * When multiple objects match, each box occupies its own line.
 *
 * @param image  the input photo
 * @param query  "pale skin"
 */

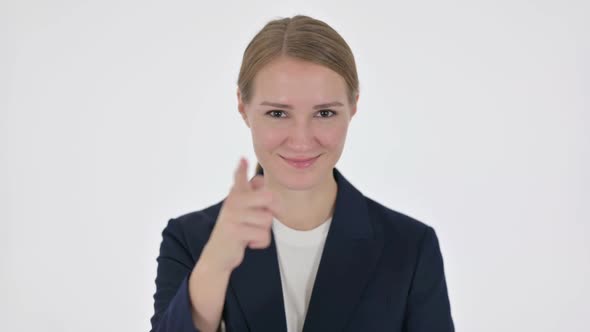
xmin=189 ymin=55 xmax=359 ymax=331
xmin=237 ymin=56 xmax=359 ymax=231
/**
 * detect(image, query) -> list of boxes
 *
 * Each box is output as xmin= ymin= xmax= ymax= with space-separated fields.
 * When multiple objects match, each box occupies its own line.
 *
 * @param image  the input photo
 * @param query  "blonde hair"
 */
xmin=237 ymin=15 xmax=359 ymax=176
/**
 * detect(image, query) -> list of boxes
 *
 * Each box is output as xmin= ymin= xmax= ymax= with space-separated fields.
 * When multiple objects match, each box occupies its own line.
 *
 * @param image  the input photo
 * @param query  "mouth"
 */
xmin=280 ymin=154 xmax=321 ymax=169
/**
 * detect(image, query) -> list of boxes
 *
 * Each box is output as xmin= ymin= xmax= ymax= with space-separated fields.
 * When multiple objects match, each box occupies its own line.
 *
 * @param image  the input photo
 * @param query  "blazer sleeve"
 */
xmin=403 ymin=226 xmax=455 ymax=332
xmin=150 ymin=218 xmax=202 ymax=332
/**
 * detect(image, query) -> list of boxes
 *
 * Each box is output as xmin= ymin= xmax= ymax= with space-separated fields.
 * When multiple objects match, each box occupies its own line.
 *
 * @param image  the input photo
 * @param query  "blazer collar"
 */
xmin=228 ymin=167 xmax=384 ymax=332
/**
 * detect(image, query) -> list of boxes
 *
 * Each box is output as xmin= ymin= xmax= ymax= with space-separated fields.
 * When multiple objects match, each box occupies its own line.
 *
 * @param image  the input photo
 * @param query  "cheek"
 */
xmin=317 ymin=122 xmax=349 ymax=148
xmin=250 ymin=120 xmax=350 ymax=151
xmin=251 ymin=125 xmax=284 ymax=150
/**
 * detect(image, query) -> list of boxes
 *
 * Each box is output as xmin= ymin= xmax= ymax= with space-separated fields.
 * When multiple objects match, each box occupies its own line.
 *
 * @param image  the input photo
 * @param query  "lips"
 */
xmin=282 ymin=156 xmax=319 ymax=162
xmin=280 ymin=154 xmax=320 ymax=169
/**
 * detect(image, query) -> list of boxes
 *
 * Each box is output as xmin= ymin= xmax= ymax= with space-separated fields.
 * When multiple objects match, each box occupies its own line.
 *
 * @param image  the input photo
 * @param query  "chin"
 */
xmin=267 ymin=155 xmax=331 ymax=190
xmin=279 ymin=175 xmax=319 ymax=191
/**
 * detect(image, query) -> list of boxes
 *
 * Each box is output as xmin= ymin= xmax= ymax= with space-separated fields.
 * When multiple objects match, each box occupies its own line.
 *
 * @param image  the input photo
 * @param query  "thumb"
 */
xmin=249 ymin=175 xmax=265 ymax=191
xmin=249 ymin=175 xmax=279 ymax=216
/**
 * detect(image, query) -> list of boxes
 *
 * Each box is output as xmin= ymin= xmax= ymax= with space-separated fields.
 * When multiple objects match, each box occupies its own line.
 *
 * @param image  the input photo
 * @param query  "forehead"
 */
xmin=252 ymin=57 xmax=348 ymax=103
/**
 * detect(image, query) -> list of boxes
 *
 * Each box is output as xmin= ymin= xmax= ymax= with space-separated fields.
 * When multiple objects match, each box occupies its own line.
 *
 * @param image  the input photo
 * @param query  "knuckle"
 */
xmin=262 ymin=190 xmax=273 ymax=201
xmin=263 ymin=212 xmax=273 ymax=225
xmin=255 ymin=190 xmax=271 ymax=202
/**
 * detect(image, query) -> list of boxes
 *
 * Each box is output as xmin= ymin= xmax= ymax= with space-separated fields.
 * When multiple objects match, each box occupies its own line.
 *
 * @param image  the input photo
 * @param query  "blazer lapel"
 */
xmin=229 ymin=231 xmax=287 ymax=332
xmin=302 ymin=168 xmax=384 ymax=332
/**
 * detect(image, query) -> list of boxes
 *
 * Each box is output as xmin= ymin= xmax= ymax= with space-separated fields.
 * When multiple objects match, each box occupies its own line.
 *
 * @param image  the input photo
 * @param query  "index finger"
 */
xmin=232 ymin=157 xmax=250 ymax=192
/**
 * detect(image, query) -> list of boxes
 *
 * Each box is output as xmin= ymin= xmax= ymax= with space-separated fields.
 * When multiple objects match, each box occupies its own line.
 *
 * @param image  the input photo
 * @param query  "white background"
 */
xmin=1 ymin=0 xmax=588 ymax=331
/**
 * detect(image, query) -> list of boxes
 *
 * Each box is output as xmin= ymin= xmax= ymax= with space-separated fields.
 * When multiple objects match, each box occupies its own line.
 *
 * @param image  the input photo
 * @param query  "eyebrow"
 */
xmin=259 ymin=101 xmax=344 ymax=110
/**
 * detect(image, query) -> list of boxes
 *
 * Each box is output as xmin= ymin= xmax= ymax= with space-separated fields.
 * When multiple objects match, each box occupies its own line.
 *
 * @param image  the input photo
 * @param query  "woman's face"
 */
xmin=238 ymin=56 xmax=358 ymax=191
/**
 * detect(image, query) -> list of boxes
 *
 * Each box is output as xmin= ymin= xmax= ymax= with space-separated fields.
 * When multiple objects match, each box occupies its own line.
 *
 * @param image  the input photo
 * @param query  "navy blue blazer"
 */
xmin=150 ymin=167 xmax=454 ymax=332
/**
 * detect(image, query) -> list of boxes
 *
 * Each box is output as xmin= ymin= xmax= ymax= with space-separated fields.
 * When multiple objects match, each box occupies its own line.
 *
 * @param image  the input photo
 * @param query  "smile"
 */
xmin=280 ymin=155 xmax=321 ymax=169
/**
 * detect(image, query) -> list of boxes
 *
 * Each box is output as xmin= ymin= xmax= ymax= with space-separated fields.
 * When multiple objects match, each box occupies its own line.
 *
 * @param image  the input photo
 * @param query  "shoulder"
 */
xmin=160 ymin=199 xmax=225 ymax=254
xmin=365 ymin=195 xmax=431 ymax=234
xmin=172 ymin=198 xmax=224 ymax=229
xmin=363 ymin=195 xmax=436 ymax=254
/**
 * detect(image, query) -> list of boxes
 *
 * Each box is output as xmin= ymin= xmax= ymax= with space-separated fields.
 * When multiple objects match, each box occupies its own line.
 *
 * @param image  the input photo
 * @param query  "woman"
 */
xmin=150 ymin=15 xmax=454 ymax=332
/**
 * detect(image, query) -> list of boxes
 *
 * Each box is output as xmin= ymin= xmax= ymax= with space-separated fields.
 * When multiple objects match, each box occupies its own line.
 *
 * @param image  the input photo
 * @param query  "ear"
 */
xmin=351 ymin=94 xmax=359 ymax=118
xmin=237 ymin=88 xmax=251 ymax=128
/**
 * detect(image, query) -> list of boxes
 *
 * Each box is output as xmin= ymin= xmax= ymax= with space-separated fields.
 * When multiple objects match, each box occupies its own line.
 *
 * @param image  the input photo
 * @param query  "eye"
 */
xmin=316 ymin=109 xmax=336 ymax=118
xmin=266 ymin=110 xmax=286 ymax=118
xmin=265 ymin=109 xmax=337 ymax=119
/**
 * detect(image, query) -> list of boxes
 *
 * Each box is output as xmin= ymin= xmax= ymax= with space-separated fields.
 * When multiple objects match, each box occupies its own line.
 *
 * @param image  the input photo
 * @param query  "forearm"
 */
xmin=188 ymin=257 xmax=231 ymax=332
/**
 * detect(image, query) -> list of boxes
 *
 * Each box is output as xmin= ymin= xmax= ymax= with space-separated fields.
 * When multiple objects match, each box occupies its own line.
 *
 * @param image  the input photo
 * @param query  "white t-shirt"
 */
xmin=272 ymin=216 xmax=333 ymax=332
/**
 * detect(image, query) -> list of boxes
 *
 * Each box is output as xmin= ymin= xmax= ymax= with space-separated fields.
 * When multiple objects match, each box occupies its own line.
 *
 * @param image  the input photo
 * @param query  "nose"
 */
xmin=286 ymin=119 xmax=316 ymax=151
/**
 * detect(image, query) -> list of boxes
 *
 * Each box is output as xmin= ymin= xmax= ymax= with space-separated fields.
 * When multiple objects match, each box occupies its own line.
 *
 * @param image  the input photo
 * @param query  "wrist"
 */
xmin=196 ymin=245 xmax=233 ymax=277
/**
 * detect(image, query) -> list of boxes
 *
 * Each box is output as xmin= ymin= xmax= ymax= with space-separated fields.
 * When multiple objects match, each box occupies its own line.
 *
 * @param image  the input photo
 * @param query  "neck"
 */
xmin=265 ymin=170 xmax=338 ymax=231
